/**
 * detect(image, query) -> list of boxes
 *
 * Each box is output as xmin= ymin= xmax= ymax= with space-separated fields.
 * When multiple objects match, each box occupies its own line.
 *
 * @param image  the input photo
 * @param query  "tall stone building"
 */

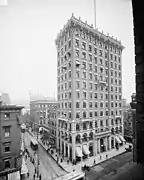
xmin=55 ymin=14 xmax=125 ymax=162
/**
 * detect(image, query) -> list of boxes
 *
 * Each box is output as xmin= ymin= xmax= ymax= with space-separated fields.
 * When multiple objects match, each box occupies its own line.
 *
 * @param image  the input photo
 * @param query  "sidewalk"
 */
xmin=28 ymin=130 xmax=130 ymax=173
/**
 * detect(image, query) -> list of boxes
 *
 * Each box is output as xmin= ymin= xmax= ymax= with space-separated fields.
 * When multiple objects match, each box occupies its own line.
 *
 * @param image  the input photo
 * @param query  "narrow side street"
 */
xmin=24 ymin=132 xmax=67 ymax=180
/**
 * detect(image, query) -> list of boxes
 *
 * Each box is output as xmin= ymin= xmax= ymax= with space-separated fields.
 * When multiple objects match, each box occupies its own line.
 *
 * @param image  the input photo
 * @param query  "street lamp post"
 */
xmin=130 ymin=93 xmax=137 ymax=162
xmin=85 ymin=170 xmax=86 ymax=180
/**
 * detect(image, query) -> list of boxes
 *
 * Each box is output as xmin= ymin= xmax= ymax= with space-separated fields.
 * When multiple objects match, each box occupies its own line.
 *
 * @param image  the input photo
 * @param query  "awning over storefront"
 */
xmin=8 ymin=171 xmax=20 ymax=180
xmin=76 ymin=147 xmax=83 ymax=157
xmin=82 ymin=145 xmax=90 ymax=155
xmin=115 ymin=136 xmax=121 ymax=144
xmin=118 ymin=135 xmax=126 ymax=142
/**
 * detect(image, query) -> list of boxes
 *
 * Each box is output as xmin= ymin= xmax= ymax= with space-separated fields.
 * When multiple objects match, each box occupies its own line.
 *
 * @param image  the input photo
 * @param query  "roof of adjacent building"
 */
xmin=30 ymin=99 xmax=57 ymax=104
xmin=0 ymin=102 xmax=24 ymax=110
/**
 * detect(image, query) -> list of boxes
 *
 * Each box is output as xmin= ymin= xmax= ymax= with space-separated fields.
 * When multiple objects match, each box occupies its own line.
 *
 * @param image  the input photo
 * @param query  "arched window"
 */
xmin=76 ymin=134 xmax=81 ymax=143
xmin=83 ymin=133 xmax=87 ymax=142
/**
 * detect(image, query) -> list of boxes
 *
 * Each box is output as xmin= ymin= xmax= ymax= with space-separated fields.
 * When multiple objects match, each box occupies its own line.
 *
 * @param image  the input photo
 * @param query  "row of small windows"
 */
xmin=59 ymin=110 xmax=122 ymax=119
xmin=58 ymin=101 xmax=121 ymax=109
xmin=58 ymin=69 xmax=121 ymax=83
xmin=58 ymin=61 xmax=121 ymax=77
xmin=58 ymin=81 xmax=122 ymax=92
xmin=58 ymin=91 xmax=122 ymax=100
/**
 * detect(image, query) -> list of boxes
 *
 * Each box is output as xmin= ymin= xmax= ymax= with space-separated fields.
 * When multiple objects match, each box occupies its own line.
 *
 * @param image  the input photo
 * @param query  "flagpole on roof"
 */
xmin=94 ymin=0 xmax=96 ymax=29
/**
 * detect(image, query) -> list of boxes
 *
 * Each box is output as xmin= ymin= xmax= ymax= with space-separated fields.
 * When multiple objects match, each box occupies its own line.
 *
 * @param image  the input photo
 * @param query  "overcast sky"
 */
xmin=0 ymin=0 xmax=134 ymax=103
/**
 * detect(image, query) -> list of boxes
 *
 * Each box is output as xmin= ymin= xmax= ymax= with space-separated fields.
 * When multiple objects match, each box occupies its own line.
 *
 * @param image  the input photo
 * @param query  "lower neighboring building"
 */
xmin=0 ymin=101 xmax=23 ymax=180
xmin=30 ymin=99 xmax=57 ymax=149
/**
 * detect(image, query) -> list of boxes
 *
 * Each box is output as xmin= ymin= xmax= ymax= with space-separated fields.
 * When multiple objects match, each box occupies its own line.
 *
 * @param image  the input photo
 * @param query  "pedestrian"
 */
xmin=27 ymin=171 xmax=29 ymax=178
xmin=39 ymin=174 xmax=41 ymax=180
xmin=106 ymin=154 xmax=108 ymax=159
xmin=35 ymin=167 xmax=37 ymax=174
xmin=100 ymin=155 xmax=102 ymax=160
xmin=33 ymin=174 xmax=35 ymax=180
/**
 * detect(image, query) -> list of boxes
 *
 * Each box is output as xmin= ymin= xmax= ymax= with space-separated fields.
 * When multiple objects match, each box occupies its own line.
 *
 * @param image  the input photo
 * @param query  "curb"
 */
xmin=38 ymin=140 xmax=68 ymax=173
xmin=27 ymin=131 xmax=68 ymax=173
xmin=91 ymin=150 xmax=127 ymax=168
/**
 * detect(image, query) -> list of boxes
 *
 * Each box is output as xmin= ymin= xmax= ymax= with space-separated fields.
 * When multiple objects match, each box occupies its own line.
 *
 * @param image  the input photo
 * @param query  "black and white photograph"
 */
xmin=0 ymin=0 xmax=143 ymax=180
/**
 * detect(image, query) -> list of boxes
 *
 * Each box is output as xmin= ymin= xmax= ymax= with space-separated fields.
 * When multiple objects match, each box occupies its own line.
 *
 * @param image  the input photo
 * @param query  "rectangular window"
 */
xmin=82 ymin=52 xmax=86 ymax=59
xmin=83 ymin=82 xmax=86 ymax=89
xmin=89 ymin=64 xmax=92 ymax=71
xmin=83 ymin=71 xmax=86 ymax=78
xmin=89 ymin=45 xmax=92 ymax=52
xmin=89 ymin=83 xmax=93 ymax=90
xmin=76 ymin=50 xmax=79 ymax=57
xmin=4 ymin=113 xmax=10 ymax=119
xmin=4 ymin=159 xmax=10 ymax=169
xmin=99 ymin=50 xmax=102 ymax=57
xmin=89 ymin=54 xmax=92 ymax=62
xmin=4 ymin=126 xmax=10 ymax=137
xmin=82 ymin=62 xmax=86 ymax=69
xmin=82 ymin=42 xmax=86 ymax=49
xmin=94 ymin=57 xmax=97 ymax=64
xmin=4 ymin=143 xmax=10 ymax=153
xmin=75 ymin=39 xmax=79 ymax=48
xmin=89 ymin=73 xmax=92 ymax=80
xmin=94 ymin=48 xmax=97 ymax=55
xmin=94 ymin=66 xmax=97 ymax=73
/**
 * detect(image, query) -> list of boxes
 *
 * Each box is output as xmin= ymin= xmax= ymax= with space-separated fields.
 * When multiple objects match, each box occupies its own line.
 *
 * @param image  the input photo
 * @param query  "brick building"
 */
xmin=30 ymin=99 xmax=57 ymax=146
xmin=55 ymin=14 xmax=125 ymax=162
xmin=0 ymin=101 xmax=23 ymax=180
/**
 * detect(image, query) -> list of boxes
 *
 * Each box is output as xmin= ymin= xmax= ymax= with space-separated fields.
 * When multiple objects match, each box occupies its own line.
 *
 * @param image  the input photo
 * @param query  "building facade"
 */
xmin=30 ymin=99 xmax=57 ymax=146
xmin=55 ymin=15 xmax=125 ymax=162
xmin=0 ymin=101 xmax=23 ymax=179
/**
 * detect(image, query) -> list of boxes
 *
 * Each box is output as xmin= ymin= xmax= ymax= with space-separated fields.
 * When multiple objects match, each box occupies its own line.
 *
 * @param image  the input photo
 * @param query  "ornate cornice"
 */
xmin=55 ymin=14 xmax=124 ymax=50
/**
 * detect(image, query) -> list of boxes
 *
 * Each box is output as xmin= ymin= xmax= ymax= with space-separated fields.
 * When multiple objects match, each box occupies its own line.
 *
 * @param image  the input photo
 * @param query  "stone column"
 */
xmin=72 ymin=134 xmax=76 ymax=162
xmin=93 ymin=139 xmax=97 ymax=156
xmin=97 ymin=139 xmax=100 ymax=154
xmin=108 ymin=136 xmax=111 ymax=150
xmin=68 ymin=144 xmax=70 ymax=159
xmin=105 ymin=137 xmax=107 ymax=151
xmin=113 ymin=136 xmax=115 ymax=148
xmin=64 ymin=141 xmax=66 ymax=157
xmin=60 ymin=132 xmax=62 ymax=155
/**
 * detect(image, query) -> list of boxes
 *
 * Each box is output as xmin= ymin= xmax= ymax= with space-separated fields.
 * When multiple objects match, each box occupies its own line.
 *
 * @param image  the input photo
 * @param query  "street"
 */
xmin=24 ymin=132 xmax=67 ymax=180
xmin=85 ymin=151 xmax=133 ymax=180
